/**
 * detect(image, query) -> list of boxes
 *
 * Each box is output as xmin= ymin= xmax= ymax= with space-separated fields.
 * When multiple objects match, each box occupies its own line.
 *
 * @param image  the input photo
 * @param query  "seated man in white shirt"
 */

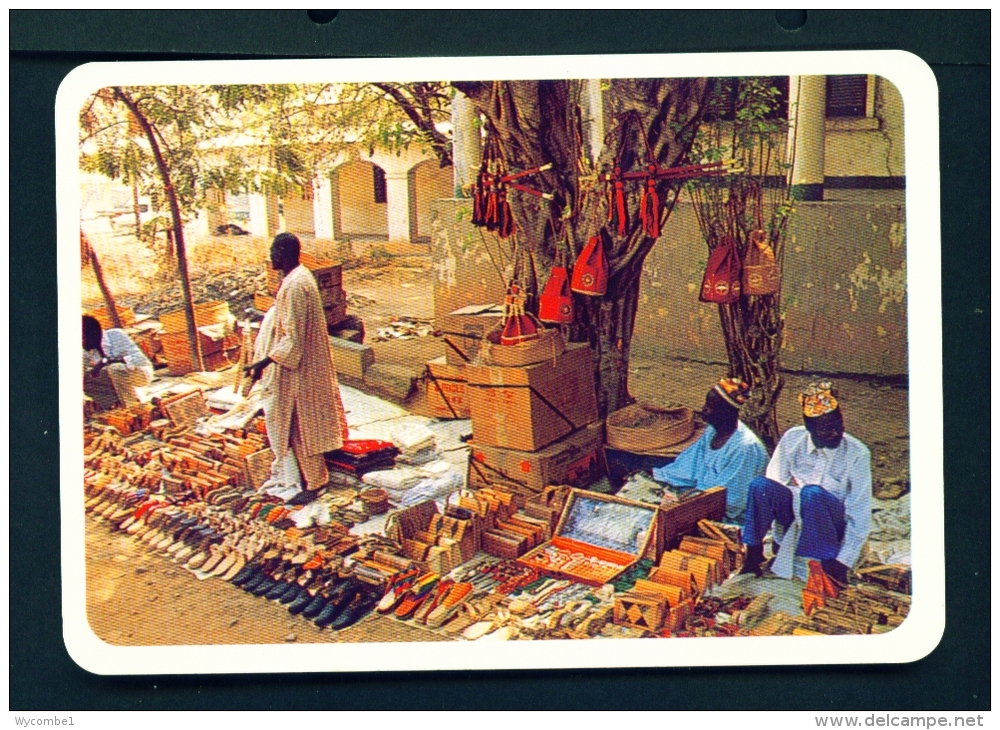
xmin=740 ymin=381 xmax=872 ymax=586
xmin=82 ymin=314 xmax=154 ymax=409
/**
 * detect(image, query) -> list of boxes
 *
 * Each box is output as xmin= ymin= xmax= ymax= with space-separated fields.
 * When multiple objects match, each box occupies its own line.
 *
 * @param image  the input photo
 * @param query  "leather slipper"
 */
xmin=221 ymin=554 xmax=246 ymax=582
xmin=211 ymin=551 xmax=238 ymax=578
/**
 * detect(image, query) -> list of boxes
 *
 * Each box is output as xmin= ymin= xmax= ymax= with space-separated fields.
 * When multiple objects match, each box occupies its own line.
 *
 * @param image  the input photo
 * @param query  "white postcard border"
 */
xmin=56 ymin=50 xmax=943 ymax=675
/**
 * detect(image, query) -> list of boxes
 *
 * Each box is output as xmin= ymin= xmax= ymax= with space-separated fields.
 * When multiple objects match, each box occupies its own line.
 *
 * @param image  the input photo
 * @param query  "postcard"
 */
xmin=57 ymin=50 xmax=942 ymax=674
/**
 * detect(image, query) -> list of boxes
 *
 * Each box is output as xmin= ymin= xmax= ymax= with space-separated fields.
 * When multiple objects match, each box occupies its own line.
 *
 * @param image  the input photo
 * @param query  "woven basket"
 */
xmin=605 ymin=404 xmax=695 ymax=452
xmin=481 ymin=326 xmax=565 ymax=368
xmin=360 ymin=487 xmax=390 ymax=515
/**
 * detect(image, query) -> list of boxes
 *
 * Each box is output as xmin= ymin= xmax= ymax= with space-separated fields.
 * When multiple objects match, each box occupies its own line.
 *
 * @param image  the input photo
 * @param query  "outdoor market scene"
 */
xmin=80 ymin=76 xmax=912 ymax=645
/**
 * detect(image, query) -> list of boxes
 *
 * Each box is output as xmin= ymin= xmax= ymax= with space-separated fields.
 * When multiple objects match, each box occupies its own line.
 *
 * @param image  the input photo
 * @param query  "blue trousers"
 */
xmin=741 ymin=476 xmax=846 ymax=561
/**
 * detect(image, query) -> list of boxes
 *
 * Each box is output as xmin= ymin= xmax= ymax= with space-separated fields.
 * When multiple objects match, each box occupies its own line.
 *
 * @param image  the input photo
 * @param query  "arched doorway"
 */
xmin=409 ymin=159 xmax=454 ymax=243
xmin=333 ymin=160 xmax=389 ymax=242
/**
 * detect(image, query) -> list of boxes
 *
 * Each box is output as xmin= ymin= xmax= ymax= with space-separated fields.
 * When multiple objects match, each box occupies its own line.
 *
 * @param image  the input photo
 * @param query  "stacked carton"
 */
xmin=422 ymin=305 xmax=506 ymax=421
xmin=464 ymin=341 xmax=604 ymax=504
xmin=158 ymin=301 xmax=240 ymax=376
xmin=259 ymin=253 xmax=348 ymax=330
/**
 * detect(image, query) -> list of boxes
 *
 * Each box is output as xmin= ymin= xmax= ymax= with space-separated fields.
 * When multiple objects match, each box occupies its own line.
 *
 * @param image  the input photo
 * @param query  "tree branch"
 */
xmin=371 ymin=83 xmax=453 ymax=166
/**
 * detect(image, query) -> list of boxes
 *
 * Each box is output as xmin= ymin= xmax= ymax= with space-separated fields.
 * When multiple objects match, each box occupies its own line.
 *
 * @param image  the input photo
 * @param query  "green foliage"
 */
xmin=79 ymin=82 xmax=453 ymax=224
xmin=686 ymin=77 xmax=792 ymax=256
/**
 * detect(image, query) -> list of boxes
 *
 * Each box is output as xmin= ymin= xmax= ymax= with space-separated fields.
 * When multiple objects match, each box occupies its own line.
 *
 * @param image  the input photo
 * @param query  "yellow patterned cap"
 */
xmin=800 ymin=381 xmax=839 ymax=418
xmin=714 ymin=377 xmax=750 ymax=408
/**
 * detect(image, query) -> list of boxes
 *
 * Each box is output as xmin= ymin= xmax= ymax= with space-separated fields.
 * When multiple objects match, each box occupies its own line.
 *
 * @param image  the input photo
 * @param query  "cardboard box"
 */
xmin=466 ymin=343 xmax=598 ymax=452
xmin=254 ymin=292 xmax=275 ymax=313
xmin=159 ymin=300 xmax=231 ymax=334
xmin=84 ymin=304 xmax=135 ymax=330
xmin=435 ymin=304 xmax=504 ymax=366
xmin=425 ymin=357 xmax=470 ymax=420
xmin=266 ymin=255 xmax=342 ymax=296
xmin=467 ymin=421 xmax=605 ymax=495
xmin=328 ymin=336 xmax=375 ymax=379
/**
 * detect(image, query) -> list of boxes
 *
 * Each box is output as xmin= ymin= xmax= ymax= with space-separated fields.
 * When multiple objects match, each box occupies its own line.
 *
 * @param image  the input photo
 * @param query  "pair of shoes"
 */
xmin=426 ymin=582 xmax=474 ymax=629
xmin=394 ymin=573 xmax=440 ymax=620
xmin=413 ymin=579 xmax=455 ymax=624
xmin=375 ymin=567 xmax=420 ymax=614
xmin=313 ymin=579 xmax=363 ymax=628
xmin=326 ymin=587 xmax=380 ymax=631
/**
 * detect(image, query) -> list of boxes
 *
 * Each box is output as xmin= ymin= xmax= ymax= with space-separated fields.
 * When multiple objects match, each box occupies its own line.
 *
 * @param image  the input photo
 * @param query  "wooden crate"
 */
xmin=160 ymin=332 xmax=238 ymax=376
xmin=656 ymin=486 xmax=728 ymax=556
xmin=613 ymin=591 xmax=668 ymax=632
xmin=518 ymin=489 xmax=659 ymax=586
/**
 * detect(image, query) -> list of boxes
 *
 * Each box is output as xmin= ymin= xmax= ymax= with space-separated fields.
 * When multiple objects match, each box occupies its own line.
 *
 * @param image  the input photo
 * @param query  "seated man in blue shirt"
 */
xmin=651 ymin=378 xmax=769 ymax=522
xmin=83 ymin=314 xmax=153 ymax=409
xmin=740 ymin=381 xmax=872 ymax=587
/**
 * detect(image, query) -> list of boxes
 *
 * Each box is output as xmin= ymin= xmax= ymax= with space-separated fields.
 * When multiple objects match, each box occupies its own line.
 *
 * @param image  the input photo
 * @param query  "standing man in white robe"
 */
xmin=740 ymin=381 xmax=872 ymax=586
xmin=245 ymin=233 xmax=347 ymax=491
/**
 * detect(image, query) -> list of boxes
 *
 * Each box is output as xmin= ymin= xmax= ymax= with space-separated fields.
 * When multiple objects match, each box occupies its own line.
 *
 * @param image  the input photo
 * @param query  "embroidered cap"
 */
xmin=714 ymin=377 xmax=750 ymax=409
xmin=799 ymin=381 xmax=839 ymax=418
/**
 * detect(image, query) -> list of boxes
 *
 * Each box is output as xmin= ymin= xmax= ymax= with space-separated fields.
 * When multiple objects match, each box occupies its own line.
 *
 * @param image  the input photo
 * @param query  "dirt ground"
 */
xmin=83 ymin=243 xmax=909 ymax=645
xmin=85 ymin=518 xmax=447 ymax=646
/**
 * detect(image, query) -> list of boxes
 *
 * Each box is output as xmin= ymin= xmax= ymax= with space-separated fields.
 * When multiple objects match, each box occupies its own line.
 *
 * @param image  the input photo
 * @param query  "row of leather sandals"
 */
xmin=84 ymin=479 xmax=387 ymax=630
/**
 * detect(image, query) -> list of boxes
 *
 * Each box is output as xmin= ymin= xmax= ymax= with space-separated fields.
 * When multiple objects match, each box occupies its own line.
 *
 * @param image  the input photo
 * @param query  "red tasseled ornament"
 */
xmin=499 ymin=283 xmax=543 ymax=346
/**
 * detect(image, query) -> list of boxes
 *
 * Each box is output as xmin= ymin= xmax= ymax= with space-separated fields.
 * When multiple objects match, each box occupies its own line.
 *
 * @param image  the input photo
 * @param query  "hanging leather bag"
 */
xmin=699 ymin=236 xmax=742 ymax=303
xmin=741 ymin=185 xmax=779 ymax=295
xmin=538 ymin=266 xmax=574 ymax=323
xmin=571 ymin=233 xmax=609 ymax=296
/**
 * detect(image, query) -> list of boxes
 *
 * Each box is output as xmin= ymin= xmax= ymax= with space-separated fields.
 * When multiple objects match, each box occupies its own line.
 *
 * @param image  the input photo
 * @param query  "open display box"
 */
xmin=518 ymin=489 xmax=659 ymax=586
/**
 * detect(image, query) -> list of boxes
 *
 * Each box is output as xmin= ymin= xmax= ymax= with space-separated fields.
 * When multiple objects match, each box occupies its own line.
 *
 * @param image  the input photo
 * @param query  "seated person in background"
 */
xmin=740 ymin=381 xmax=872 ymax=586
xmin=82 ymin=314 xmax=153 ymax=409
xmin=651 ymin=378 xmax=769 ymax=523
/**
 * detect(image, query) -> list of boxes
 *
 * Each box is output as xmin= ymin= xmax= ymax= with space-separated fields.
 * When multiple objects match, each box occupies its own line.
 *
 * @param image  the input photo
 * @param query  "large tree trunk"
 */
xmin=115 ymin=87 xmax=204 ymax=372
xmin=452 ymin=79 xmax=708 ymax=417
xmin=82 ymin=232 xmax=123 ymax=329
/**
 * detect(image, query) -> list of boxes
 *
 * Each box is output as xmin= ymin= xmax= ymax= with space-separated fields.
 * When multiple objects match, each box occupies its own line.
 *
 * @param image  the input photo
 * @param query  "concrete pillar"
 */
xmin=328 ymin=170 xmax=343 ymax=240
xmin=204 ymin=188 xmax=226 ymax=235
xmin=248 ymin=192 xmax=279 ymax=239
xmin=786 ymin=75 xmax=826 ymax=201
xmin=313 ymin=176 xmax=334 ymax=240
xmin=451 ymin=90 xmax=481 ymax=197
xmin=583 ymin=78 xmax=606 ymax=165
xmin=385 ymin=171 xmax=412 ymax=243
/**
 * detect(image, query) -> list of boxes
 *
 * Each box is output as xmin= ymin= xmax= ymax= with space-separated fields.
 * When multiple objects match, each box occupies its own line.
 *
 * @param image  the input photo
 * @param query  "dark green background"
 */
xmin=10 ymin=10 xmax=990 ymax=711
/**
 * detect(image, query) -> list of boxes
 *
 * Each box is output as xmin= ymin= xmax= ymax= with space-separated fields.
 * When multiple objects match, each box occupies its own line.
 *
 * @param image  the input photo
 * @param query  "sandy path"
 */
xmin=85 ymin=518 xmax=447 ymax=646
